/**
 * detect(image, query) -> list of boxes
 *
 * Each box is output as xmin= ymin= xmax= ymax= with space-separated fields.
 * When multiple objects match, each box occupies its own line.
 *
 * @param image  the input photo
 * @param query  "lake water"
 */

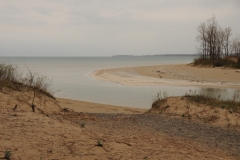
xmin=1 ymin=55 xmax=239 ymax=109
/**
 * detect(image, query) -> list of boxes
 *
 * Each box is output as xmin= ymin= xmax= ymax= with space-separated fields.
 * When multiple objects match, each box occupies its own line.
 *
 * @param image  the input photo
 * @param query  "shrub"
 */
xmin=0 ymin=62 xmax=54 ymax=98
xmin=193 ymin=56 xmax=240 ymax=68
xmin=4 ymin=151 xmax=12 ymax=160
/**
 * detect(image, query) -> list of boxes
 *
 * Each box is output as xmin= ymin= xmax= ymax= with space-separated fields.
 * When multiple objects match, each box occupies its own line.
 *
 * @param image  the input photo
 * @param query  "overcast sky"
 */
xmin=1 ymin=0 xmax=240 ymax=57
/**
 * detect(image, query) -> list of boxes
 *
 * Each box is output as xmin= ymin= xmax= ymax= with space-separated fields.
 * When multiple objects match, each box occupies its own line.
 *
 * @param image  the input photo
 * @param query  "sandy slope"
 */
xmin=0 ymin=87 xmax=240 ymax=159
xmin=91 ymin=64 xmax=240 ymax=88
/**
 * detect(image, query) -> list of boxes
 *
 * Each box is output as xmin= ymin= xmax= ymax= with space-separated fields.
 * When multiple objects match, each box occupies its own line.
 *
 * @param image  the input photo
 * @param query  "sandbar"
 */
xmin=91 ymin=64 xmax=240 ymax=89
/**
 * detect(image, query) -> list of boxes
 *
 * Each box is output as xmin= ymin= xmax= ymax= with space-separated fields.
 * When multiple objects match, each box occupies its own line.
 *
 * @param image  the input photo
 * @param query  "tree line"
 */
xmin=196 ymin=16 xmax=240 ymax=63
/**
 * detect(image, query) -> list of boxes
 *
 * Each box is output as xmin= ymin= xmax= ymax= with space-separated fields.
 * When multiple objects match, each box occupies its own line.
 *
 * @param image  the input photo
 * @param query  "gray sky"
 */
xmin=1 ymin=0 xmax=240 ymax=57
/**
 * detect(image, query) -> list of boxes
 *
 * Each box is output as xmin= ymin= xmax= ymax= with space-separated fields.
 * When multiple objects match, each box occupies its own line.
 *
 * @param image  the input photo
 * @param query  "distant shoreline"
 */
xmin=90 ymin=64 xmax=240 ymax=89
xmin=112 ymin=54 xmax=198 ymax=57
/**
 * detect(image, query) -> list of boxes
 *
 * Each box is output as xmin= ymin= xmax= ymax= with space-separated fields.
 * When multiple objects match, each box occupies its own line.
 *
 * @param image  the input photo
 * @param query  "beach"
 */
xmin=2 ymin=0 xmax=240 ymax=158
xmin=91 ymin=64 xmax=240 ymax=89
xmin=1 ymin=63 xmax=240 ymax=159
xmin=57 ymin=98 xmax=147 ymax=114
xmin=1 ymin=90 xmax=240 ymax=160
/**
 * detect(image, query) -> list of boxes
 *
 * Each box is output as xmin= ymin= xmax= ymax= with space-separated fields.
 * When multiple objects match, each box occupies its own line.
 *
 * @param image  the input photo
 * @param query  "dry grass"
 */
xmin=184 ymin=90 xmax=240 ymax=114
xmin=0 ymin=62 xmax=54 ymax=98
xmin=193 ymin=56 xmax=240 ymax=68
xmin=151 ymin=90 xmax=240 ymax=129
xmin=0 ymin=62 xmax=56 ymax=114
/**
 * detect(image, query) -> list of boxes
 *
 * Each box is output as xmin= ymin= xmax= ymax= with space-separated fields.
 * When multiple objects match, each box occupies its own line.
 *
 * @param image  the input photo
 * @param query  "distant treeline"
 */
xmin=196 ymin=16 xmax=240 ymax=61
xmin=112 ymin=54 xmax=197 ymax=57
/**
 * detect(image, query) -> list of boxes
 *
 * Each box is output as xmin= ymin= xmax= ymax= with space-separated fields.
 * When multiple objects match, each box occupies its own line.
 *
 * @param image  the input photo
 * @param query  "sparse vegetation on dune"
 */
xmin=184 ymin=90 xmax=240 ymax=113
xmin=0 ymin=62 xmax=57 ymax=114
xmin=151 ymin=90 xmax=240 ymax=129
xmin=0 ymin=62 xmax=54 ymax=98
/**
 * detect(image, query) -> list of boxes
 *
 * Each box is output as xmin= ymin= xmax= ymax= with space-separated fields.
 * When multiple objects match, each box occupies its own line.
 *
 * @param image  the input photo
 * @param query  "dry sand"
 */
xmin=91 ymin=64 xmax=240 ymax=88
xmin=0 ymin=89 xmax=240 ymax=160
xmin=1 ymin=63 xmax=240 ymax=160
xmin=1 ymin=88 xmax=240 ymax=159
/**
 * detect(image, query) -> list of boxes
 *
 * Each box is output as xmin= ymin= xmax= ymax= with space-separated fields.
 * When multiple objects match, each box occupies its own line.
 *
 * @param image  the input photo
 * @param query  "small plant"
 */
xmin=232 ymin=90 xmax=240 ymax=102
xmin=214 ymin=110 xmax=219 ymax=113
xmin=4 ymin=151 xmax=12 ymax=160
xmin=181 ymin=113 xmax=185 ymax=117
xmin=154 ymin=91 xmax=168 ymax=102
xmin=80 ymin=122 xmax=85 ymax=128
xmin=97 ymin=140 xmax=103 ymax=147
xmin=228 ymin=123 xmax=231 ymax=128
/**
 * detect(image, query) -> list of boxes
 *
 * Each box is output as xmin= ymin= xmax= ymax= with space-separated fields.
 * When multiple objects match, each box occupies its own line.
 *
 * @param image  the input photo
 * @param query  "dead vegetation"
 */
xmin=0 ymin=62 xmax=57 ymax=115
xmin=151 ymin=90 xmax=240 ymax=129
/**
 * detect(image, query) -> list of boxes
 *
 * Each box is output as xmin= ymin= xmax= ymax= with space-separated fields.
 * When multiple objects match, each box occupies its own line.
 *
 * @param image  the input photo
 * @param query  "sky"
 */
xmin=0 ymin=0 xmax=240 ymax=57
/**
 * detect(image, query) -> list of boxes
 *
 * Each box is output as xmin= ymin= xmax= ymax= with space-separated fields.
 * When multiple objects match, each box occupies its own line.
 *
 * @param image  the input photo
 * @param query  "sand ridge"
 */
xmin=90 ymin=64 xmax=240 ymax=88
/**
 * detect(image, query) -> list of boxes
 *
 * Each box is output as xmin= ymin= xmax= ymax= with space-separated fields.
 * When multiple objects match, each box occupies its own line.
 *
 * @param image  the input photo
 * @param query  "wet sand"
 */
xmin=91 ymin=64 xmax=240 ymax=89
xmin=57 ymin=98 xmax=147 ymax=114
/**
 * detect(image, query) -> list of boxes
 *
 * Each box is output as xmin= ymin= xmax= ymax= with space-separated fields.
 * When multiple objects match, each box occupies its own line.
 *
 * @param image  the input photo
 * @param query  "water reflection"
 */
xmin=185 ymin=88 xmax=240 ymax=102
xmin=1 ymin=56 xmax=239 ymax=109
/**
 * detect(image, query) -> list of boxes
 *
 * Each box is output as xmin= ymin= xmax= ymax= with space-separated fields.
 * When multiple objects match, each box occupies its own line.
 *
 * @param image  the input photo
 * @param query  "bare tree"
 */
xmin=196 ymin=22 xmax=208 ymax=58
xmin=230 ymin=34 xmax=240 ymax=57
xmin=196 ymin=16 xmax=235 ymax=63
xmin=223 ymin=27 xmax=232 ymax=57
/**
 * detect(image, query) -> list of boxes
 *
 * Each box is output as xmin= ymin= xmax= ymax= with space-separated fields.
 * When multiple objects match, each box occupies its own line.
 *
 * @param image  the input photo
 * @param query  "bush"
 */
xmin=0 ymin=62 xmax=54 ymax=98
xmin=193 ymin=56 xmax=240 ymax=68
xmin=234 ymin=58 xmax=240 ymax=68
xmin=0 ymin=63 xmax=20 ymax=82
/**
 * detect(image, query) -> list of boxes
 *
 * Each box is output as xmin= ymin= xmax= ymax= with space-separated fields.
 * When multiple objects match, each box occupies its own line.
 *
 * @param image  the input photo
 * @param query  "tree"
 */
xmin=196 ymin=16 xmax=235 ymax=62
xmin=231 ymin=34 xmax=240 ymax=57
xmin=196 ymin=22 xmax=208 ymax=59
xmin=223 ymin=27 xmax=232 ymax=57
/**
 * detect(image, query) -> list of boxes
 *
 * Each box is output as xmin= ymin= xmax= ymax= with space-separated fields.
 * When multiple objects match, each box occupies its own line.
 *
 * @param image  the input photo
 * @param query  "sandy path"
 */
xmin=91 ymin=64 xmax=240 ymax=88
xmin=66 ymin=112 xmax=240 ymax=159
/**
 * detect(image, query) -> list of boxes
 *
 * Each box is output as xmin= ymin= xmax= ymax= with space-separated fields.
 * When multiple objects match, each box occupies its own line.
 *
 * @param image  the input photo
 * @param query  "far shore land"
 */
xmin=90 ymin=63 xmax=240 ymax=89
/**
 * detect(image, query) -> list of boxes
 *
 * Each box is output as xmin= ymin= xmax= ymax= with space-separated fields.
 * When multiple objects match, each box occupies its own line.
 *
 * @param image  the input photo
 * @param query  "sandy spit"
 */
xmin=90 ymin=64 xmax=240 ymax=89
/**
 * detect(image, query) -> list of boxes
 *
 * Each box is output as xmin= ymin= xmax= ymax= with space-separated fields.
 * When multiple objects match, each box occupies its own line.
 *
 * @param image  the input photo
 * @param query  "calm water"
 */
xmin=1 ymin=56 xmax=239 ymax=109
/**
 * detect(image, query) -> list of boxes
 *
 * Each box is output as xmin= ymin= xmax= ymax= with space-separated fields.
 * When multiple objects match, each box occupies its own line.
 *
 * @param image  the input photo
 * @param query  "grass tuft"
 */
xmin=4 ymin=151 xmax=12 ymax=160
xmin=96 ymin=140 xmax=103 ymax=147
xmin=0 ymin=62 xmax=54 ymax=98
xmin=80 ymin=122 xmax=85 ymax=128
